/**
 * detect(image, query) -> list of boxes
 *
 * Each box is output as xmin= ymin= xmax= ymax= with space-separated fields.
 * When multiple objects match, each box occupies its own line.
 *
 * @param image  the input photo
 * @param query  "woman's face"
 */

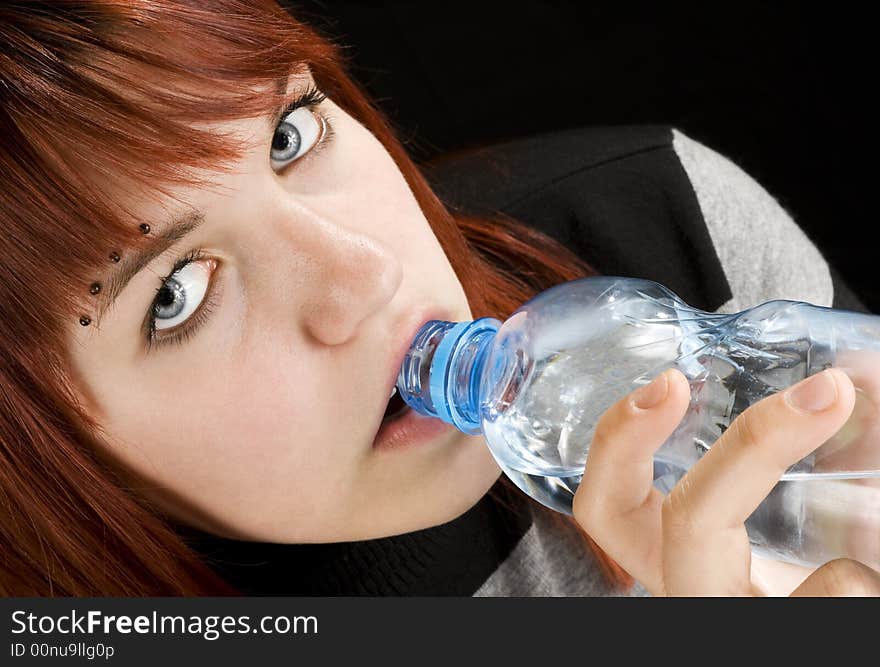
xmin=65 ymin=70 xmax=501 ymax=543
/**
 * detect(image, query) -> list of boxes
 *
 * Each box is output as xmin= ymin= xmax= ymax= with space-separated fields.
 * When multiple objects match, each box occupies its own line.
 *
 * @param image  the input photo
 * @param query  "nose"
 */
xmin=269 ymin=203 xmax=403 ymax=347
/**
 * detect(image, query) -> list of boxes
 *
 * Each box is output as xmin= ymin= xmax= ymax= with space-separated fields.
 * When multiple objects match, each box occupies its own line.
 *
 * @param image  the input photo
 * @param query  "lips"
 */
xmin=374 ymin=307 xmax=457 ymax=437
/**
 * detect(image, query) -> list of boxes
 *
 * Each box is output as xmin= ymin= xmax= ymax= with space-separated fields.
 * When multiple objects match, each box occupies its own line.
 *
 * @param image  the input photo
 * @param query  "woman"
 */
xmin=1 ymin=0 xmax=877 ymax=596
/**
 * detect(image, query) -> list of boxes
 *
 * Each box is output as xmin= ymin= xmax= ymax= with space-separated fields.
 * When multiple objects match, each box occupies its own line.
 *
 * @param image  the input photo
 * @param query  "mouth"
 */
xmin=372 ymin=383 xmax=453 ymax=451
xmin=370 ymin=306 xmax=459 ymax=448
xmin=381 ymin=386 xmax=410 ymax=424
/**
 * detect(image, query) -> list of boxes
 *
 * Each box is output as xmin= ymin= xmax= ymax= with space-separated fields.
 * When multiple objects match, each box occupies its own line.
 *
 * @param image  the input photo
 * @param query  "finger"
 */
xmin=835 ymin=349 xmax=880 ymax=397
xmin=790 ymin=558 xmax=880 ymax=597
xmin=573 ymin=367 xmax=691 ymax=592
xmin=578 ymin=368 xmax=692 ymax=514
xmin=662 ymin=368 xmax=856 ymax=595
xmin=812 ymin=352 xmax=880 ymax=471
xmin=667 ymin=368 xmax=856 ymax=528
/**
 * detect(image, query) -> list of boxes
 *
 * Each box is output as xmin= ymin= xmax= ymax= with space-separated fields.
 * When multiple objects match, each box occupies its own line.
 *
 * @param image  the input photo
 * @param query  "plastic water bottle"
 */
xmin=396 ymin=276 xmax=880 ymax=570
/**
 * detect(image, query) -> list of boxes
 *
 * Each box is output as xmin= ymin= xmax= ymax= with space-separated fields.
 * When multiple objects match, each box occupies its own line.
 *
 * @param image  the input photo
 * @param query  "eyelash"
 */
xmin=275 ymin=85 xmax=336 ymax=167
xmin=145 ymin=248 xmax=219 ymax=352
xmin=280 ymin=84 xmax=327 ymax=123
xmin=144 ymin=88 xmax=334 ymax=351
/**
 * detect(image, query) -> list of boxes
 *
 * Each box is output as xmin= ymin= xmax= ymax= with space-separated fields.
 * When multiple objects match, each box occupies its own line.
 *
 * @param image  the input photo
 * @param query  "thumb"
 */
xmin=790 ymin=558 xmax=880 ymax=597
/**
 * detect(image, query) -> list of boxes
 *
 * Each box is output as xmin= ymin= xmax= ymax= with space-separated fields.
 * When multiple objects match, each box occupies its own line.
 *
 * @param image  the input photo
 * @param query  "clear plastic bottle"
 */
xmin=396 ymin=276 xmax=880 ymax=570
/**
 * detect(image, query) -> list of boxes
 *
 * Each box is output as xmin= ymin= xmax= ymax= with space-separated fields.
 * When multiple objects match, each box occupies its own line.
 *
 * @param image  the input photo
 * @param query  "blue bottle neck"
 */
xmin=396 ymin=318 xmax=501 ymax=434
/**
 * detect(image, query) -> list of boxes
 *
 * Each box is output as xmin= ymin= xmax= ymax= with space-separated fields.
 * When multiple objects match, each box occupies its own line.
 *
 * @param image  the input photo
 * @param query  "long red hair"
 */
xmin=0 ymin=0 xmax=631 ymax=595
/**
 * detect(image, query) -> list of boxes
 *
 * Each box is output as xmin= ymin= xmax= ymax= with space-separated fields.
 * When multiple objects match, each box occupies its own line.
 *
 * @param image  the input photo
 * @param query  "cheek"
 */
xmin=294 ymin=103 xmax=462 ymax=300
xmin=341 ymin=127 xmax=459 ymax=280
xmin=93 ymin=349 xmax=355 ymax=527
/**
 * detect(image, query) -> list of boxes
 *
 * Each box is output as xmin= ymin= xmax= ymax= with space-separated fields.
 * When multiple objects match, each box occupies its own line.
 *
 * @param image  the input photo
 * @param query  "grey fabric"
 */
xmin=671 ymin=129 xmax=834 ymax=312
xmin=474 ymin=503 xmax=649 ymax=596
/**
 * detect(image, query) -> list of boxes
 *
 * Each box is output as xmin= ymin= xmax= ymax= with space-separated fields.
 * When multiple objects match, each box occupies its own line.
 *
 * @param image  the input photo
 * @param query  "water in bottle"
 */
xmin=396 ymin=276 xmax=880 ymax=569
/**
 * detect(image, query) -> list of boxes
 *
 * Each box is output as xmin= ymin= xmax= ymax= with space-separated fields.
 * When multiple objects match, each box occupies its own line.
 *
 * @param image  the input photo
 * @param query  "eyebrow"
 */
xmin=93 ymin=210 xmax=205 ymax=327
xmin=92 ymin=72 xmax=298 ymax=328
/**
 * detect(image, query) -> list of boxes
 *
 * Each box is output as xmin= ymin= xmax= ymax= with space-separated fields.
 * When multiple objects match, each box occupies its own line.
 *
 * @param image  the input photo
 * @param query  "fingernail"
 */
xmin=632 ymin=371 xmax=669 ymax=409
xmin=786 ymin=369 xmax=839 ymax=413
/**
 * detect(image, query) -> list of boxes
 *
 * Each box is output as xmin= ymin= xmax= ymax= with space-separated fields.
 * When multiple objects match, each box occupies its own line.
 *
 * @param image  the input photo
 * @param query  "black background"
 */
xmin=285 ymin=1 xmax=876 ymax=311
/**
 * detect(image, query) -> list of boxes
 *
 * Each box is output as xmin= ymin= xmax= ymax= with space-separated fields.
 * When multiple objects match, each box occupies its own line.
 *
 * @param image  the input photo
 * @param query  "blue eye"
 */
xmin=144 ymin=249 xmax=220 ymax=351
xmin=270 ymin=107 xmax=326 ymax=171
xmin=152 ymin=260 xmax=212 ymax=331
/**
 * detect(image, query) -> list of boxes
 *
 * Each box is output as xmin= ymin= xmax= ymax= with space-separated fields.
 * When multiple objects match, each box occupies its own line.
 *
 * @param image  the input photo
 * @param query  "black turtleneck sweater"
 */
xmin=176 ymin=480 xmax=533 ymax=595
xmin=177 ymin=126 xmax=868 ymax=596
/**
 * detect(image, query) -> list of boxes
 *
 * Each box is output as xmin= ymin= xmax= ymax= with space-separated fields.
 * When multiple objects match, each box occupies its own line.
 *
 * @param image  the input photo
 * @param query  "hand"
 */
xmin=573 ymin=367 xmax=880 ymax=596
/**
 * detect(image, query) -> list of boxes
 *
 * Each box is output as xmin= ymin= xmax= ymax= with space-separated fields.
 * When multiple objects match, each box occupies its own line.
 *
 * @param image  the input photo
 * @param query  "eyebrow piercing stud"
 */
xmin=83 ymin=243 xmax=129 ymax=325
xmin=79 ymin=282 xmax=101 ymax=326
xmin=81 ymin=242 xmax=129 ymax=326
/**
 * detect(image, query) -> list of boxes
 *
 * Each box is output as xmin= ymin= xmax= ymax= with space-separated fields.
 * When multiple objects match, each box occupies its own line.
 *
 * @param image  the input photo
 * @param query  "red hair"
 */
xmin=0 ymin=0 xmax=631 ymax=595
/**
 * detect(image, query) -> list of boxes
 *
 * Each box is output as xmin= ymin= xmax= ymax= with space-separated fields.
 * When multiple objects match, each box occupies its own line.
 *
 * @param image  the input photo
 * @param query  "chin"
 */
xmin=349 ymin=435 xmax=503 ymax=540
xmin=431 ymin=434 xmax=503 ymax=524
xmin=255 ymin=437 xmax=503 ymax=544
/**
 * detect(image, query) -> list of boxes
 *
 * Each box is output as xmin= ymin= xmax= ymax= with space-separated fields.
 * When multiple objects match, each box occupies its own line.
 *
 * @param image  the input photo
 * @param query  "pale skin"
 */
xmin=64 ymin=70 xmax=878 ymax=595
